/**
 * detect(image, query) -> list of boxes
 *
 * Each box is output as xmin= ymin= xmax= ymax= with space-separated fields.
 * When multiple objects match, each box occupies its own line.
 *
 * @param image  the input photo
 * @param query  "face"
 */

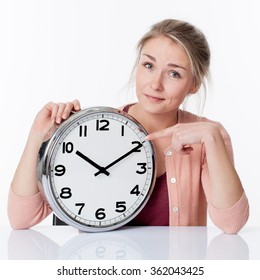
xmin=135 ymin=35 xmax=196 ymax=116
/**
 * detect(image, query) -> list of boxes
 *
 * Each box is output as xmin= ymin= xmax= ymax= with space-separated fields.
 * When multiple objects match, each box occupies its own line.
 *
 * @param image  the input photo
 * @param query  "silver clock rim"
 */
xmin=37 ymin=106 xmax=156 ymax=232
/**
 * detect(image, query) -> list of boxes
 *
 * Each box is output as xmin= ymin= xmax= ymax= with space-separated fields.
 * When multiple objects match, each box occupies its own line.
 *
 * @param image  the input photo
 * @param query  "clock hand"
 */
xmin=94 ymin=141 xmax=143 ymax=176
xmin=75 ymin=150 xmax=110 ymax=176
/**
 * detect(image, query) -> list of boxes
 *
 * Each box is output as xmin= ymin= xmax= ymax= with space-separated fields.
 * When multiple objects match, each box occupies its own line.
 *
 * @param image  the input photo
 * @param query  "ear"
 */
xmin=189 ymin=81 xmax=201 ymax=94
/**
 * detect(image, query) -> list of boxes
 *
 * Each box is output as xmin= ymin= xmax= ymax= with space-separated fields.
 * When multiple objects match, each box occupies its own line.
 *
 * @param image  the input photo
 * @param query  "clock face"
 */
xmin=39 ymin=107 xmax=156 ymax=232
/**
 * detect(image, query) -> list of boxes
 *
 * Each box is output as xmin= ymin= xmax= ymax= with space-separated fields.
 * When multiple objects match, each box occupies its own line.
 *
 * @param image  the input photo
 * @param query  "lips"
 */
xmin=144 ymin=94 xmax=165 ymax=102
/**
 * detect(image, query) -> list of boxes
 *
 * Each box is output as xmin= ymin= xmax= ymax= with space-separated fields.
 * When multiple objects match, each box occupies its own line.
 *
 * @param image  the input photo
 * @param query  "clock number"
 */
xmin=136 ymin=163 xmax=147 ymax=174
xmin=121 ymin=125 xmax=125 ymax=136
xmin=96 ymin=119 xmax=109 ymax=131
xmin=75 ymin=203 xmax=85 ymax=215
xmin=116 ymin=250 xmax=127 ymax=260
xmin=60 ymin=187 xmax=72 ymax=199
xmin=132 ymin=141 xmax=142 ymax=152
xmin=95 ymin=208 xmax=106 ymax=220
xmin=130 ymin=185 xmax=141 ymax=196
xmin=96 ymin=246 xmax=106 ymax=258
xmin=62 ymin=142 xmax=74 ymax=153
xmin=79 ymin=125 xmax=87 ymax=137
xmin=54 ymin=165 xmax=66 ymax=176
xmin=115 ymin=201 xmax=126 ymax=213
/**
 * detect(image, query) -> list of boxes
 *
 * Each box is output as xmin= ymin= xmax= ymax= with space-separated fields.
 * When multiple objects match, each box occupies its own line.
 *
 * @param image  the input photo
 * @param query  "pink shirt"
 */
xmin=8 ymin=109 xmax=249 ymax=234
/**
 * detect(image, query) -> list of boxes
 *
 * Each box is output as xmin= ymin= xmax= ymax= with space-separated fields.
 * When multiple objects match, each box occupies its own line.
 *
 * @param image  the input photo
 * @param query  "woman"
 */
xmin=8 ymin=19 xmax=249 ymax=234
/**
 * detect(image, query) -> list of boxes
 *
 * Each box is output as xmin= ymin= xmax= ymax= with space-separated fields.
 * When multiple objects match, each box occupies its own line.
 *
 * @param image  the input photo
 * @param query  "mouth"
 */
xmin=144 ymin=94 xmax=165 ymax=103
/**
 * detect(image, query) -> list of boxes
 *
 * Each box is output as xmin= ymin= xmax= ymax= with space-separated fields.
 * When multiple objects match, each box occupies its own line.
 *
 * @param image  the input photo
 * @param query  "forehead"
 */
xmin=141 ymin=35 xmax=191 ymax=69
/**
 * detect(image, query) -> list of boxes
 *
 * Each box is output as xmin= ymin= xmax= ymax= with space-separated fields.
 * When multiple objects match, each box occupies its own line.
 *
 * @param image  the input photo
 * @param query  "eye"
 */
xmin=143 ymin=62 xmax=153 ymax=70
xmin=169 ymin=70 xmax=181 ymax=78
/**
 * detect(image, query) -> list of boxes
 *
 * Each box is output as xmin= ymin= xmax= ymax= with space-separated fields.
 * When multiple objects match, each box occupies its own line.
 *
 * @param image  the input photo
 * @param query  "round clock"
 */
xmin=37 ymin=106 xmax=156 ymax=232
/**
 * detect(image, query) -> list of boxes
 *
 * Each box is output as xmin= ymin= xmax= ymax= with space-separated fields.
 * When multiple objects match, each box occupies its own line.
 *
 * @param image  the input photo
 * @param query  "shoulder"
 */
xmin=178 ymin=109 xmax=231 ymax=140
xmin=118 ymin=103 xmax=136 ymax=113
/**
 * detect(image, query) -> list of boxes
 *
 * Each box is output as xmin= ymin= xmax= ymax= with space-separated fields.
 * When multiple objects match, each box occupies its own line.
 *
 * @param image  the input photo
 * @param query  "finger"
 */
xmin=61 ymin=100 xmax=81 ymax=120
xmin=43 ymin=102 xmax=58 ymax=123
xmin=50 ymin=103 xmax=59 ymax=123
xmin=72 ymin=99 xmax=81 ymax=111
xmin=55 ymin=103 xmax=66 ymax=124
xmin=145 ymin=127 xmax=174 ymax=141
xmin=181 ymin=145 xmax=193 ymax=154
xmin=61 ymin=102 xmax=75 ymax=120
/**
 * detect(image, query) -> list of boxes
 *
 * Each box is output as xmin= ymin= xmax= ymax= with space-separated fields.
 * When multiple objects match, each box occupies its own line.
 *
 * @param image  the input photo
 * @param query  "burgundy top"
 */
xmin=123 ymin=104 xmax=169 ymax=226
xmin=127 ymin=173 xmax=169 ymax=226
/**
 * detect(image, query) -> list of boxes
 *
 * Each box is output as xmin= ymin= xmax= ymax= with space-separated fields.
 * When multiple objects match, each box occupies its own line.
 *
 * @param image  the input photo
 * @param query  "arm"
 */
xmin=8 ymin=100 xmax=81 ymax=229
xmin=198 ymin=122 xmax=244 ymax=209
xmin=147 ymin=121 xmax=249 ymax=233
xmin=200 ymin=124 xmax=249 ymax=234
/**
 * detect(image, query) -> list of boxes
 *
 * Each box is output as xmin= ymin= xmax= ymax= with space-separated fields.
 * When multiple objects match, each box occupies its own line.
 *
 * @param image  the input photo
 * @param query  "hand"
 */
xmin=94 ymin=141 xmax=143 ymax=176
xmin=146 ymin=122 xmax=246 ymax=211
xmin=10 ymin=100 xmax=81 ymax=199
xmin=75 ymin=150 xmax=110 ymax=176
xmin=146 ymin=122 xmax=219 ymax=153
xmin=31 ymin=100 xmax=81 ymax=142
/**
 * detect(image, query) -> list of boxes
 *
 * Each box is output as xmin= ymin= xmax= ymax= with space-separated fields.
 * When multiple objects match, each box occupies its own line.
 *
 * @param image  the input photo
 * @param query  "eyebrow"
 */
xmin=142 ymin=54 xmax=188 ymax=71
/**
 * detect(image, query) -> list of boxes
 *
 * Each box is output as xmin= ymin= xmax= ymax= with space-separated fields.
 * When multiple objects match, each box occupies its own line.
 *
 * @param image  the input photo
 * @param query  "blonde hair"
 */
xmin=131 ymin=19 xmax=211 ymax=114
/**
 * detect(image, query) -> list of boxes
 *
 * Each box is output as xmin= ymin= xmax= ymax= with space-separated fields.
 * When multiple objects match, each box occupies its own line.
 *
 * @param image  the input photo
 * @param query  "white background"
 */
xmin=0 ymin=0 xmax=259 ymax=228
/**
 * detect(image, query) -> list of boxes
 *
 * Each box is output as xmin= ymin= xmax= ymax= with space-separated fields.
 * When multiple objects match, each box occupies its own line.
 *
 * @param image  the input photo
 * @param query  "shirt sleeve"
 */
xmin=7 ymin=186 xmax=52 ymax=229
xmin=208 ymin=191 xmax=249 ymax=234
xmin=201 ymin=122 xmax=249 ymax=234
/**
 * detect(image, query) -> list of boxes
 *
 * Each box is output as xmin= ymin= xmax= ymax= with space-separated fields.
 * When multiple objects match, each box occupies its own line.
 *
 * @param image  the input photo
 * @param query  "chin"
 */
xmin=143 ymin=104 xmax=168 ymax=115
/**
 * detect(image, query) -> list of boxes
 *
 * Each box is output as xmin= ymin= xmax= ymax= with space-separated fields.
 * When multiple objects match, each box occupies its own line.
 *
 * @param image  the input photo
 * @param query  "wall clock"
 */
xmin=38 ymin=106 xmax=156 ymax=232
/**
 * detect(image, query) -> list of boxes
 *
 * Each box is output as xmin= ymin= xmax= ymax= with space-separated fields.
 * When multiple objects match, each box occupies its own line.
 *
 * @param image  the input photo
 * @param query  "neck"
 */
xmin=129 ymin=103 xmax=178 ymax=134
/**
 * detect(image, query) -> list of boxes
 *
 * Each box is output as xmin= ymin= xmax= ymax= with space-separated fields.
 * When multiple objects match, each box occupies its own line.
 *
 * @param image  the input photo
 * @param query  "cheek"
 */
xmin=166 ymin=80 xmax=193 ymax=99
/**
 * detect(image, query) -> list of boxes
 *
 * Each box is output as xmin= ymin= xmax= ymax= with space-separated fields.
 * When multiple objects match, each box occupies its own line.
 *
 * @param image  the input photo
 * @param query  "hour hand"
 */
xmin=75 ymin=150 xmax=110 ymax=176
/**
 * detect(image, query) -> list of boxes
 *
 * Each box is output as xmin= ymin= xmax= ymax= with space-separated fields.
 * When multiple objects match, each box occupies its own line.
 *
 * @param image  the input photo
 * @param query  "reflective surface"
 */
xmin=1 ymin=226 xmax=259 ymax=260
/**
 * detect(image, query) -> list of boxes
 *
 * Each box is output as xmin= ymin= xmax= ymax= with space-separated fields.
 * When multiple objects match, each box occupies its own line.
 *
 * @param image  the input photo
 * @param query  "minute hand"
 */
xmin=94 ymin=141 xmax=143 ymax=176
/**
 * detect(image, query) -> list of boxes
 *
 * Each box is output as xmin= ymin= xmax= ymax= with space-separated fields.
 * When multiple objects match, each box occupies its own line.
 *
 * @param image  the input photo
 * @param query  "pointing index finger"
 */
xmin=145 ymin=127 xmax=174 ymax=141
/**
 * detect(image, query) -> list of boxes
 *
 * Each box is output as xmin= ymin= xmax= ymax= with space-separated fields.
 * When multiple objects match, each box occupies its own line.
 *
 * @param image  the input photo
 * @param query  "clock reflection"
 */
xmin=57 ymin=230 xmax=143 ymax=260
xmin=7 ymin=226 xmax=249 ymax=260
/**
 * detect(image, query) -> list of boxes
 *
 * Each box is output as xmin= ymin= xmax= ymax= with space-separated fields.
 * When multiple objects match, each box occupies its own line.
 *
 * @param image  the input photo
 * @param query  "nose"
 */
xmin=150 ymin=72 xmax=164 ymax=91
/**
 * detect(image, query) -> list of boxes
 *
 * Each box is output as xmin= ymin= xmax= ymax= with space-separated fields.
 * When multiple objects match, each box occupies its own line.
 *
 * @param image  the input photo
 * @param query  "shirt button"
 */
xmin=173 ymin=207 xmax=179 ymax=213
xmin=170 ymin=177 xmax=176 ymax=184
xmin=166 ymin=150 xmax=172 ymax=157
